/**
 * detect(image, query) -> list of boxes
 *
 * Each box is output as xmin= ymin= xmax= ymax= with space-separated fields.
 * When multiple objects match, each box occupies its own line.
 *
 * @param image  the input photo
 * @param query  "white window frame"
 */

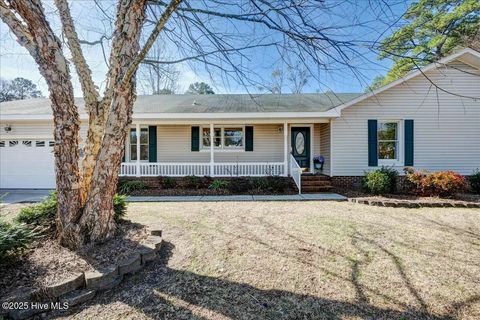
xmin=200 ymin=125 xmax=245 ymax=152
xmin=377 ymin=120 xmax=403 ymax=166
xmin=127 ymin=126 xmax=149 ymax=162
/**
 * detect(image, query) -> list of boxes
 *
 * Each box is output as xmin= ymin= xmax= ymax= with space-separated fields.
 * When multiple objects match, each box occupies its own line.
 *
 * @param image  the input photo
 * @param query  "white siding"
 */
xmin=319 ymin=123 xmax=331 ymax=175
xmin=331 ymin=61 xmax=480 ymax=176
xmin=0 ymin=121 xmax=88 ymax=143
xmin=157 ymin=124 xmax=286 ymax=163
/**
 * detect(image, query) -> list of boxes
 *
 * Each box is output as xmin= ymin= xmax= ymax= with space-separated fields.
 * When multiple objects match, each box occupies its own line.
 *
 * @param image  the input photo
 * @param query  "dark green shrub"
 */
xmin=16 ymin=192 xmax=57 ymax=228
xmin=227 ymin=177 xmax=252 ymax=193
xmin=0 ymin=219 xmax=35 ymax=260
xmin=469 ymin=169 xmax=480 ymax=194
xmin=113 ymin=194 xmax=127 ymax=222
xmin=182 ymin=175 xmax=203 ymax=189
xmin=17 ymin=192 xmax=127 ymax=227
xmin=377 ymin=166 xmax=398 ymax=193
xmin=251 ymin=177 xmax=269 ymax=190
xmin=118 ymin=180 xmax=147 ymax=195
xmin=162 ymin=176 xmax=176 ymax=189
xmin=363 ymin=171 xmax=391 ymax=195
xmin=265 ymin=176 xmax=290 ymax=193
xmin=208 ymin=179 xmax=229 ymax=190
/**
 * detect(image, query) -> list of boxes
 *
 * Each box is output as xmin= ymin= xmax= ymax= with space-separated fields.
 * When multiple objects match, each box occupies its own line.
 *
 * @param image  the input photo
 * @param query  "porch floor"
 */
xmin=126 ymin=193 xmax=346 ymax=202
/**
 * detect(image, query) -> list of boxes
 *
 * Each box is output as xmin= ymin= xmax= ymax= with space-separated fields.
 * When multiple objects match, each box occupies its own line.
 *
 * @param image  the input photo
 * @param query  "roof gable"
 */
xmin=332 ymin=48 xmax=480 ymax=113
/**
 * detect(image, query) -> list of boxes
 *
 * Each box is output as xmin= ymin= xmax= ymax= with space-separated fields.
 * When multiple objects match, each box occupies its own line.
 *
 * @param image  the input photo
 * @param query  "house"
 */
xmin=1 ymin=48 xmax=479 ymax=192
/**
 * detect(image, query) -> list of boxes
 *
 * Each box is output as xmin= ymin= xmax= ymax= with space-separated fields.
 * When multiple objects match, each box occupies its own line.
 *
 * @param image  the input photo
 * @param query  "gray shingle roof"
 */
xmin=0 ymin=93 xmax=360 ymax=115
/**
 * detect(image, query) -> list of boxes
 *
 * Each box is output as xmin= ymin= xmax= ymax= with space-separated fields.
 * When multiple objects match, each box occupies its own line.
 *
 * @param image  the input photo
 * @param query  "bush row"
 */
xmin=118 ymin=176 xmax=294 ymax=194
xmin=363 ymin=167 xmax=480 ymax=197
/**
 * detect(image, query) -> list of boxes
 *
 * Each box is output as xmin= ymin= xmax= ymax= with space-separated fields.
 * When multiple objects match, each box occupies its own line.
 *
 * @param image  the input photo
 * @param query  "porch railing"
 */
xmin=289 ymin=154 xmax=302 ymax=194
xmin=119 ymin=162 xmax=285 ymax=177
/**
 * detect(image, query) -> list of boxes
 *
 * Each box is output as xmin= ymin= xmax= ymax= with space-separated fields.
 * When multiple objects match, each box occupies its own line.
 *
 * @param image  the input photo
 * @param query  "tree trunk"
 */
xmin=78 ymin=0 xmax=147 ymax=243
xmin=2 ymin=0 xmax=83 ymax=248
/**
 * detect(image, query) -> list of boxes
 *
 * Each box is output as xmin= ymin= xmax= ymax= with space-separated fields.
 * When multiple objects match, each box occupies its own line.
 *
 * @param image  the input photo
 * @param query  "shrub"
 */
xmin=113 ymin=194 xmax=127 ymax=222
xmin=0 ymin=219 xmax=35 ymax=260
xmin=182 ymin=175 xmax=203 ymax=189
xmin=162 ymin=176 xmax=176 ymax=189
xmin=16 ymin=192 xmax=57 ymax=228
xmin=265 ymin=176 xmax=290 ymax=193
xmin=227 ymin=177 xmax=253 ymax=193
xmin=251 ymin=177 xmax=270 ymax=190
xmin=377 ymin=166 xmax=398 ymax=193
xmin=118 ymin=180 xmax=147 ymax=195
xmin=208 ymin=179 xmax=229 ymax=190
xmin=17 ymin=192 xmax=127 ymax=227
xmin=469 ymin=169 xmax=480 ymax=194
xmin=406 ymin=169 xmax=467 ymax=197
xmin=363 ymin=171 xmax=392 ymax=195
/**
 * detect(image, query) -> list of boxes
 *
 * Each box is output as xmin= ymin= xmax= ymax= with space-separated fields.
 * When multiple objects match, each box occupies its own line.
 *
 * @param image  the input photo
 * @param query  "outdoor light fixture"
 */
xmin=4 ymin=125 xmax=12 ymax=132
xmin=278 ymin=126 xmax=283 ymax=133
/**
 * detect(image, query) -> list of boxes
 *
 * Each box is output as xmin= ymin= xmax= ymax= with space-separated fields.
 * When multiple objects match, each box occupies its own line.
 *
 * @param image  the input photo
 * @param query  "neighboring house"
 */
xmin=0 ymin=48 xmax=479 ymax=192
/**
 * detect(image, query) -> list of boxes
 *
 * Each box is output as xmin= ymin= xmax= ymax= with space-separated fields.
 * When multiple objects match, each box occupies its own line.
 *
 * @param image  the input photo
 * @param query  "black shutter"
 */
xmin=148 ymin=126 xmax=157 ymax=162
xmin=404 ymin=120 xmax=414 ymax=166
xmin=368 ymin=120 xmax=378 ymax=167
xmin=191 ymin=126 xmax=200 ymax=151
xmin=245 ymin=126 xmax=254 ymax=151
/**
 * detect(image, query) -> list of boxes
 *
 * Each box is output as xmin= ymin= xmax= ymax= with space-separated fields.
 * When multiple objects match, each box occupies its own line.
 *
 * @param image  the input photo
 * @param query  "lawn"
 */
xmin=46 ymin=201 xmax=480 ymax=319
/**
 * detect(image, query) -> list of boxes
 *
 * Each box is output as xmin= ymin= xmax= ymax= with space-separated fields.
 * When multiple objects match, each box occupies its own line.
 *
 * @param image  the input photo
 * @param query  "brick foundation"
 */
xmin=331 ymin=176 xmax=408 ymax=192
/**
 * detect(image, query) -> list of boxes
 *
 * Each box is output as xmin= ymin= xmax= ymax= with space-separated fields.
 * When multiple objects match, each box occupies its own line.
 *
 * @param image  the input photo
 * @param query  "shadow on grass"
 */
xmin=51 ymin=241 xmax=473 ymax=320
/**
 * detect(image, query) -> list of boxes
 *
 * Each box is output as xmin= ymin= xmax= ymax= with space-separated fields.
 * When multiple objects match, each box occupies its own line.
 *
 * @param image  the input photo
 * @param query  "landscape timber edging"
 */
xmin=2 ymin=229 xmax=163 ymax=320
xmin=348 ymin=198 xmax=480 ymax=208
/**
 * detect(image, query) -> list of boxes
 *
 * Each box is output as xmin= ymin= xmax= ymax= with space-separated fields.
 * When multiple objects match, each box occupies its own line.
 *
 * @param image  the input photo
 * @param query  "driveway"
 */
xmin=0 ymin=189 xmax=52 ymax=204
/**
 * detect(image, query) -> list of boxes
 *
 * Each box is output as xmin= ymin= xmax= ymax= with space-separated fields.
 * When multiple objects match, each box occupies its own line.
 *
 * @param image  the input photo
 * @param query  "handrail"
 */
xmin=289 ymin=154 xmax=302 ymax=194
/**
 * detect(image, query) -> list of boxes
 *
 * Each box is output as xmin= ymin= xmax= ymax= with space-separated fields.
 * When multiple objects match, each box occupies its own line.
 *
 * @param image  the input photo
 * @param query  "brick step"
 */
xmin=301 ymin=185 xmax=333 ymax=193
xmin=301 ymin=175 xmax=331 ymax=181
xmin=301 ymin=180 xmax=331 ymax=186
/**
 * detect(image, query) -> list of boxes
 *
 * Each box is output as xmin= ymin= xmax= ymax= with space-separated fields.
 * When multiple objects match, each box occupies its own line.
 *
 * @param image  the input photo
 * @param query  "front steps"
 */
xmin=301 ymin=174 xmax=333 ymax=193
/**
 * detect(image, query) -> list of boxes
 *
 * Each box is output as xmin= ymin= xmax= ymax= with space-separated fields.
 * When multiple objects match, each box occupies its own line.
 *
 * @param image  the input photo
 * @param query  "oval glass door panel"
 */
xmin=295 ymin=132 xmax=305 ymax=155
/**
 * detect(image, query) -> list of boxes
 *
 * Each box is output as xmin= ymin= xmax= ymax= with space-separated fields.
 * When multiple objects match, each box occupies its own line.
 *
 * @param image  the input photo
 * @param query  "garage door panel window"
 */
xmin=35 ymin=141 xmax=45 ymax=147
xmin=0 ymin=141 xmax=4 ymax=147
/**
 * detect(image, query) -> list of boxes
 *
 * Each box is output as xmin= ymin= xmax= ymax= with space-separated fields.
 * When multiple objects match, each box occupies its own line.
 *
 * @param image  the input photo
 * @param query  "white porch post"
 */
xmin=210 ymin=123 xmax=214 ymax=177
xmin=283 ymin=122 xmax=288 ymax=176
xmin=136 ymin=123 xmax=141 ymax=177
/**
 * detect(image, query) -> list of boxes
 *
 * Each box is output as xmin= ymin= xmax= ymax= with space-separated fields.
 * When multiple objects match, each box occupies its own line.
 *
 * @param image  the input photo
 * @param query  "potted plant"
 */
xmin=313 ymin=155 xmax=325 ymax=171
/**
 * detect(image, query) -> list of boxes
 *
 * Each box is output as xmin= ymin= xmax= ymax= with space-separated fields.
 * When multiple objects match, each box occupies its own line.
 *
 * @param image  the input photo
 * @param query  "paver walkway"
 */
xmin=127 ymin=193 xmax=346 ymax=202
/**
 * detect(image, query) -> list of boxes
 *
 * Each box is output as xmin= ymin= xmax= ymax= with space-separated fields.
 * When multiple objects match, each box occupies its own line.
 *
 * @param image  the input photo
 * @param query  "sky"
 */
xmin=0 ymin=0 xmax=411 ymax=97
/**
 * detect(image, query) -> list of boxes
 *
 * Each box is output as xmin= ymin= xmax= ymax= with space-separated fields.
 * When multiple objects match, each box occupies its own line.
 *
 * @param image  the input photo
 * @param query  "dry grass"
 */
xmin=49 ymin=202 xmax=480 ymax=319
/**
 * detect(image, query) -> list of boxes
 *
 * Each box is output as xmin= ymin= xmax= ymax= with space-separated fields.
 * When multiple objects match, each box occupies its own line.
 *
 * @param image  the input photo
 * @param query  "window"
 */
xmin=202 ymin=127 xmax=221 ymax=147
xmin=9 ymin=141 xmax=18 ymax=147
xmin=378 ymin=122 xmax=398 ymax=160
xmin=0 ymin=141 xmax=4 ymax=147
xmin=130 ymin=127 xmax=149 ymax=161
xmin=22 ymin=141 xmax=32 ymax=147
xmin=35 ymin=141 xmax=45 ymax=147
xmin=201 ymin=126 xmax=244 ymax=150
xmin=48 ymin=141 xmax=55 ymax=147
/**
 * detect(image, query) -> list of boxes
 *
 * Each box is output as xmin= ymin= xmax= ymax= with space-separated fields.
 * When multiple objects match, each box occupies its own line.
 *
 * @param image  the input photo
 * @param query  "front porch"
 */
xmin=119 ymin=121 xmax=333 ymax=192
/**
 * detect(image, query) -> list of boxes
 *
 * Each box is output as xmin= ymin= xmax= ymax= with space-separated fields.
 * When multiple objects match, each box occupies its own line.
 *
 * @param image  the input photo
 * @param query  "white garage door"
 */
xmin=0 ymin=140 xmax=56 ymax=189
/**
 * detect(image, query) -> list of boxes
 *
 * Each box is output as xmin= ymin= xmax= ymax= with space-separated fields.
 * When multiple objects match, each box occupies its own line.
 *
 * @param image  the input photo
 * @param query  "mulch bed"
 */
xmin=334 ymin=187 xmax=480 ymax=207
xmin=0 ymin=221 xmax=149 ymax=299
xmin=128 ymin=188 xmax=297 ymax=196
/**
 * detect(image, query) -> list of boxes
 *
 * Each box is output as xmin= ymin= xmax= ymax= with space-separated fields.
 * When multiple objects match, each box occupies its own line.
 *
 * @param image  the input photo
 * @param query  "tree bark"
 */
xmin=1 ymin=0 xmax=83 ymax=248
xmin=1 ymin=0 xmax=182 ymax=247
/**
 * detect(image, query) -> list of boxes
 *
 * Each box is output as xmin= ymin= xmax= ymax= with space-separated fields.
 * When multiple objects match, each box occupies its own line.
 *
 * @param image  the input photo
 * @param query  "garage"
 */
xmin=0 ymin=139 xmax=56 ymax=189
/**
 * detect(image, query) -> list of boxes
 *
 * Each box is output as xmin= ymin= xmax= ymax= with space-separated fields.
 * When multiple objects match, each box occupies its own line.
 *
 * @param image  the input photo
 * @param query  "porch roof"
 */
xmin=0 ymin=93 xmax=360 ymax=117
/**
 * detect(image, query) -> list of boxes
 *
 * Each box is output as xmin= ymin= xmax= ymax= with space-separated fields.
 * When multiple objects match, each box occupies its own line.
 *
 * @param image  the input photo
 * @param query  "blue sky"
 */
xmin=0 ymin=0 xmax=411 ymax=96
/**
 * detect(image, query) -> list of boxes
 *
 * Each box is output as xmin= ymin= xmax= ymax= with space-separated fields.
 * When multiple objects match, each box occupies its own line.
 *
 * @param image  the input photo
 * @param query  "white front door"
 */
xmin=0 ymin=140 xmax=55 ymax=189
